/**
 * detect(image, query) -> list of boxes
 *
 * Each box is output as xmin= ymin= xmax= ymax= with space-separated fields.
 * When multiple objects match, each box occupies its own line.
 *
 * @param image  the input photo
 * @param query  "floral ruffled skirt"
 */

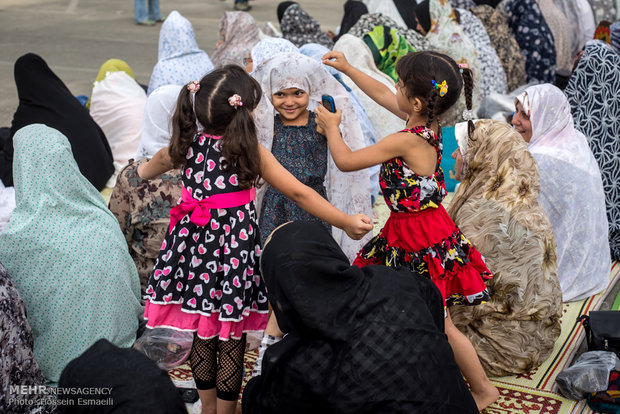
xmin=354 ymin=205 xmax=493 ymax=307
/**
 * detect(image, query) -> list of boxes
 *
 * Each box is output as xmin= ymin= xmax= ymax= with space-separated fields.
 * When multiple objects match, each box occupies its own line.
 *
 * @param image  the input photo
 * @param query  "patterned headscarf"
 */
xmin=517 ymin=83 xmax=610 ymax=301
xmin=363 ymin=26 xmax=415 ymax=82
xmin=251 ymin=53 xmax=372 ymax=261
xmin=211 ymin=11 xmax=262 ymax=68
xmin=0 ymin=124 xmax=142 ymax=382
xmin=148 ymin=10 xmax=214 ymax=94
xmin=612 ymin=20 xmax=620 ymax=54
xmin=280 ymin=3 xmax=333 ymax=48
xmin=448 ymin=119 xmax=562 ymax=376
xmin=471 ymin=5 xmax=526 ymax=91
xmin=347 ymin=13 xmax=429 ymax=50
xmin=250 ymin=37 xmax=299 ymax=70
xmin=456 ymin=8 xmax=507 ymax=98
xmin=498 ymin=0 xmax=557 ymax=84
xmin=589 ymin=0 xmax=617 ymax=28
xmin=565 ymin=41 xmax=620 ymax=260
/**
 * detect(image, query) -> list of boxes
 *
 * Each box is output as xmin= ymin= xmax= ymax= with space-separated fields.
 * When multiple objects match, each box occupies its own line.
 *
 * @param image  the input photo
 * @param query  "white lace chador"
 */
xmin=517 ymin=84 xmax=610 ymax=302
xmin=251 ymin=52 xmax=372 ymax=262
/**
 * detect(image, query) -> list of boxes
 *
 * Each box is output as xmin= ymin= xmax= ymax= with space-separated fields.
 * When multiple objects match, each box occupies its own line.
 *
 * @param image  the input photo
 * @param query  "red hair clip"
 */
xmin=228 ymin=94 xmax=243 ymax=109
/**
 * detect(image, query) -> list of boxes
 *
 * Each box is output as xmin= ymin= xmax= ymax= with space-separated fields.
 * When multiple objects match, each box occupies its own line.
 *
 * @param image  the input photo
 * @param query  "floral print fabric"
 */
xmin=148 ymin=11 xmax=215 ymax=94
xmin=565 ymin=41 xmax=620 ymax=260
xmin=260 ymin=113 xmax=330 ymax=240
xmin=211 ymin=11 xmax=262 ymax=68
xmin=498 ymin=0 xmax=557 ymax=83
xmin=448 ymin=120 xmax=562 ymax=376
xmin=471 ymin=5 xmax=526 ymax=91
xmin=0 ymin=262 xmax=49 ymax=413
xmin=456 ymin=8 xmax=508 ymax=98
xmin=355 ymin=126 xmax=493 ymax=307
xmin=109 ymin=159 xmax=183 ymax=299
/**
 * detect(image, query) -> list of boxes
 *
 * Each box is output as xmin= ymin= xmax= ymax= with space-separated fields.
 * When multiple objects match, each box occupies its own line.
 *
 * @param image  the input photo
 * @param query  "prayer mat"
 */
xmin=483 ymin=261 xmax=620 ymax=414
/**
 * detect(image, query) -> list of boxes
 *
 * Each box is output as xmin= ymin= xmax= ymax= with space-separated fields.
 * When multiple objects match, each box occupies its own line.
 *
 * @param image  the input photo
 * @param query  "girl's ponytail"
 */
xmin=220 ymin=104 xmax=262 ymax=189
xmin=461 ymin=66 xmax=475 ymax=139
xmin=169 ymin=85 xmax=199 ymax=168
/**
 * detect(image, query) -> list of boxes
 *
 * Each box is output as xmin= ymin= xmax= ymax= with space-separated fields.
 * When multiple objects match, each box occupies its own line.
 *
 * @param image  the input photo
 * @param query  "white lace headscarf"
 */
xmin=251 ymin=52 xmax=372 ymax=261
xmin=250 ymin=37 xmax=299 ymax=70
xmin=211 ymin=11 xmax=262 ymax=68
xmin=516 ymin=84 xmax=610 ymax=301
xmin=135 ymin=84 xmax=182 ymax=159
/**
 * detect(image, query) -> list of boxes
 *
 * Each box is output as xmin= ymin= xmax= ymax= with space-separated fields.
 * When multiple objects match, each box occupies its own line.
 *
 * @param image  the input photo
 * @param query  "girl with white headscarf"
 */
xmin=300 ymin=42 xmax=381 ymax=203
xmin=252 ymin=52 xmax=372 ymax=261
xmin=110 ymin=85 xmax=183 ymax=296
xmin=147 ymin=10 xmax=215 ymax=94
xmin=512 ymin=84 xmax=610 ymax=301
xmin=90 ymin=59 xmax=147 ymax=186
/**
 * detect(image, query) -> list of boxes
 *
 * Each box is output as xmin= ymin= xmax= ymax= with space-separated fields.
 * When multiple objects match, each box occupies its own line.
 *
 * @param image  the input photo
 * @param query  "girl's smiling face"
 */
xmin=272 ymin=88 xmax=310 ymax=125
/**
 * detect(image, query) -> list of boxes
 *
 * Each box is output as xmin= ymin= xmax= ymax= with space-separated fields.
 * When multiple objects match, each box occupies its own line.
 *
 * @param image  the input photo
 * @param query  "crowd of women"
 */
xmin=0 ymin=0 xmax=619 ymax=413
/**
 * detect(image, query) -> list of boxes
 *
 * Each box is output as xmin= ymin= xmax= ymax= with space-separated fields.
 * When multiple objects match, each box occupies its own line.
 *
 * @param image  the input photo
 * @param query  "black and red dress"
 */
xmin=354 ymin=126 xmax=492 ymax=307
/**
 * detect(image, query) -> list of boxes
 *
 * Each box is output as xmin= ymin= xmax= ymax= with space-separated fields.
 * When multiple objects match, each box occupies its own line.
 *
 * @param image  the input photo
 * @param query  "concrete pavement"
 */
xmin=0 ymin=0 xmax=344 ymax=126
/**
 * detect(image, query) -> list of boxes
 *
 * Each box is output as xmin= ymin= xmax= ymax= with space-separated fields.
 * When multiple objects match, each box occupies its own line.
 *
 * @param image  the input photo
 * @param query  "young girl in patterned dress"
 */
xmin=137 ymin=65 xmax=372 ymax=414
xmin=319 ymin=50 xmax=499 ymax=410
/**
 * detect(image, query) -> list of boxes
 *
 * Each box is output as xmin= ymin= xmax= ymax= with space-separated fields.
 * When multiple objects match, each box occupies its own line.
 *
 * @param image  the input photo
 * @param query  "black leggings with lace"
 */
xmin=189 ymin=334 xmax=246 ymax=401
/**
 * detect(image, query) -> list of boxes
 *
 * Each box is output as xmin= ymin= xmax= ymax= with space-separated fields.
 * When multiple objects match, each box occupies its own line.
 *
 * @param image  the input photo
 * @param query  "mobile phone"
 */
xmin=321 ymin=94 xmax=337 ymax=113
xmin=178 ymin=387 xmax=199 ymax=403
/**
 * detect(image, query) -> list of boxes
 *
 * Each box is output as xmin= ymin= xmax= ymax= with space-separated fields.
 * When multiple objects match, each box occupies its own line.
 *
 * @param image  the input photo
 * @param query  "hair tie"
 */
xmin=228 ymin=94 xmax=243 ymax=109
xmin=187 ymin=81 xmax=200 ymax=93
xmin=462 ymin=109 xmax=474 ymax=121
xmin=458 ymin=63 xmax=469 ymax=74
xmin=431 ymin=79 xmax=448 ymax=97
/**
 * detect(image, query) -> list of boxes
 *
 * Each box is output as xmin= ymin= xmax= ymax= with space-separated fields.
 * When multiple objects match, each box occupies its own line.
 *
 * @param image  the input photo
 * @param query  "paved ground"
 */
xmin=0 ymin=0 xmax=344 ymax=127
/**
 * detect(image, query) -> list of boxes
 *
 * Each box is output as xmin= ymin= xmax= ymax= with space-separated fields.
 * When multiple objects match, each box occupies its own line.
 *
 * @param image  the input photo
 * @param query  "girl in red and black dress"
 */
xmin=318 ymin=50 xmax=499 ymax=411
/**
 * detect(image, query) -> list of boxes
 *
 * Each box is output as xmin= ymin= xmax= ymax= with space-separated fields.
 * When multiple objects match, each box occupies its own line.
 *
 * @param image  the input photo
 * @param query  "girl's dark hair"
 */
xmin=169 ymin=65 xmax=263 ymax=189
xmin=395 ymin=51 xmax=474 ymax=134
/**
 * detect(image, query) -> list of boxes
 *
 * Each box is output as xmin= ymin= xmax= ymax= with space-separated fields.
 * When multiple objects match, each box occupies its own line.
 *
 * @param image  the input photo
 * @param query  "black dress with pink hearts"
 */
xmin=143 ymin=133 xmax=269 ymax=340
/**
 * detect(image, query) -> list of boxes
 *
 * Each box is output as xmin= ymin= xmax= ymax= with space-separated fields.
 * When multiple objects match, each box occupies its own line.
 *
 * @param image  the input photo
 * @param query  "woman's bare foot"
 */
xmin=471 ymin=381 xmax=499 ymax=411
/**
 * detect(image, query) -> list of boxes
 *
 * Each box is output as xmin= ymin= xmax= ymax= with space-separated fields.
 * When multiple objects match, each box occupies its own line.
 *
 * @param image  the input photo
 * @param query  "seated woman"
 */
xmin=6 ymin=53 xmax=114 ymax=190
xmin=513 ymin=84 xmax=610 ymax=301
xmin=148 ymin=10 xmax=215 ymax=94
xmin=211 ymin=11 xmax=262 ymax=68
xmin=278 ymin=2 xmax=334 ymax=48
xmin=565 ymin=40 xmax=620 ymax=261
xmin=109 ymin=85 xmax=183 ymax=298
xmin=89 ymin=59 xmax=147 ymax=186
xmin=243 ymin=221 xmax=478 ymax=414
xmin=447 ymin=119 xmax=562 ymax=377
xmin=0 ymin=262 xmax=50 ymax=413
xmin=0 ymin=124 xmax=142 ymax=384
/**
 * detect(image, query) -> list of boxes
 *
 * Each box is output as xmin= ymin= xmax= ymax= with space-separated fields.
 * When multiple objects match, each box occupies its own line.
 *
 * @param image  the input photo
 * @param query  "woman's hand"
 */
xmin=344 ymin=214 xmax=373 ymax=240
xmin=322 ymin=51 xmax=352 ymax=74
xmin=315 ymin=106 xmax=342 ymax=136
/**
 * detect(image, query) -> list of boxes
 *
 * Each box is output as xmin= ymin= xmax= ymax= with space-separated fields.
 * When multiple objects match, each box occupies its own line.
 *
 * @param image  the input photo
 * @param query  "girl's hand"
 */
xmin=322 ymin=51 xmax=352 ymax=74
xmin=315 ymin=106 xmax=342 ymax=136
xmin=344 ymin=214 xmax=373 ymax=240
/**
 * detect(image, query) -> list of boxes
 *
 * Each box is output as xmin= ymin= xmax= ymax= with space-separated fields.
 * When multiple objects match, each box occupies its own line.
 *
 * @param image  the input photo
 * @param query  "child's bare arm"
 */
xmin=259 ymin=145 xmax=372 ymax=240
xmin=137 ymin=147 xmax=175 ymax=179
xmin=322 ymin=51 xmax=408 ymax=120
xmin=315 ymin=106 xmax=405 ymax=172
